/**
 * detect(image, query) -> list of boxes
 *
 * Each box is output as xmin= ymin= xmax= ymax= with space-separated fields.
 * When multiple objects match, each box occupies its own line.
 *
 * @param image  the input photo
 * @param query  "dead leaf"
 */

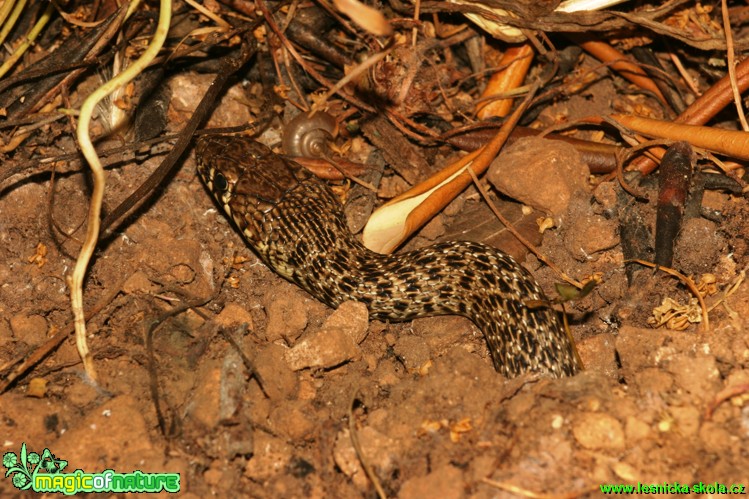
xmin=333 ymin=0 xmax=392 ymax=36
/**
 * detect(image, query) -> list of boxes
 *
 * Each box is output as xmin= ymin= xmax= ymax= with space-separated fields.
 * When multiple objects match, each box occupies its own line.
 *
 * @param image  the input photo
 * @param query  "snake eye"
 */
xmin=213 ymin=172 xmax=228 ymax=191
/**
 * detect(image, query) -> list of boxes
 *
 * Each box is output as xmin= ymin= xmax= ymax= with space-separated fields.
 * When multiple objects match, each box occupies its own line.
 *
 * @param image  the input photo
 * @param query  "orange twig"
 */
xmin=363 ymin=86 xmax=537 ymax=253
xmin=574 ymin=37 xmax=665 ymax=103
xmin=632 ymin=57 xmax=749 ymax=174
xmin=610 ymin=114 xmax=749 ymax=161
xmin=476 ymin=43 xmax=534 ymax=119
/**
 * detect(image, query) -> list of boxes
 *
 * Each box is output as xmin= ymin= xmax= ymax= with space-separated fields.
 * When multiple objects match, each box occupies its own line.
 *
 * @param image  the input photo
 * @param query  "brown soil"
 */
xmin=2 ymin=55 xmax=749 ymax=499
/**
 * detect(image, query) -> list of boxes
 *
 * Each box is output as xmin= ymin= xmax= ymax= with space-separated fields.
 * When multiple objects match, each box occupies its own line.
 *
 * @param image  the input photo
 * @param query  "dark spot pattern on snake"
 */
xmin=196 ymin=135 xmax=580 ymax=378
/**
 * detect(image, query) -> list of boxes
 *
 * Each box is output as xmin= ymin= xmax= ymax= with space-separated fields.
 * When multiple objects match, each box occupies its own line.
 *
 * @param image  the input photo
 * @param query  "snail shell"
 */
xmin=282 ymin=111 xmax=338 ymax=157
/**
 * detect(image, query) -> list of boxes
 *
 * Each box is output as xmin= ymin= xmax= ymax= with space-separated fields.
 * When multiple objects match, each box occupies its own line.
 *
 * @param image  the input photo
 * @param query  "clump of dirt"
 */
xmin=2 ymin=19 xmax=749 ymax=499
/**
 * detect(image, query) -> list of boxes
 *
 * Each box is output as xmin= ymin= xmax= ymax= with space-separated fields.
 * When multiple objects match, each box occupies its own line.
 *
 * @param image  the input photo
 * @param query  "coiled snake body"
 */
xmin=196 ymin=135 xmax=579 ymax=378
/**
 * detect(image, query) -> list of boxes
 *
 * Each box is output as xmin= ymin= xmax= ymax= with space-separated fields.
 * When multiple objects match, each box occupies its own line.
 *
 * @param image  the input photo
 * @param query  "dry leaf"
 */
xmin=333 ymin=0 xmax=392 ymax=36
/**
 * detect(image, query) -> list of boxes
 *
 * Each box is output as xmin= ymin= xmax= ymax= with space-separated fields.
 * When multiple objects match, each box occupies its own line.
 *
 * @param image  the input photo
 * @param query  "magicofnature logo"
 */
xmin=3 ymin=442 xmax=180 ymax=495
xmin=3 ymin=442 xmax=67 ymax=490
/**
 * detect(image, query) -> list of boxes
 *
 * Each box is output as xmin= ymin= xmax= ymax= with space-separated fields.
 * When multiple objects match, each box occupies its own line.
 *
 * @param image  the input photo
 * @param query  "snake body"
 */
xmin=196 ymin=135 xmax=579 ymax=378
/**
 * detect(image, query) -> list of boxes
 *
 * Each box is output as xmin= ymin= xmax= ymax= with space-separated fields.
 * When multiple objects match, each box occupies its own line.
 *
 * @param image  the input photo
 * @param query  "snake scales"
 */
xmin=196 ymin=135 xmax=579 ymax=378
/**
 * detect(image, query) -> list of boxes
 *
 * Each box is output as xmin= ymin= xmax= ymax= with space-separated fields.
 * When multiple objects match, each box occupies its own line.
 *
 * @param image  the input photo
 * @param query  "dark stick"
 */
xmin=100 ymin=33 xmax=257 ymax=235
xmin=654 ymin=141 xmax=694 ymax=268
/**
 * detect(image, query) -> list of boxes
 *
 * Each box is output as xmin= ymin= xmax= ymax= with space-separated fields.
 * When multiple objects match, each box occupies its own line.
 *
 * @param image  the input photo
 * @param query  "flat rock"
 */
xmin=284 ymin=326 xmax=361 ymax=370
xmin=283 ymin=301 xmax=368 ymax=370
xmin=487 ymin=137 xmax=589 ymax=219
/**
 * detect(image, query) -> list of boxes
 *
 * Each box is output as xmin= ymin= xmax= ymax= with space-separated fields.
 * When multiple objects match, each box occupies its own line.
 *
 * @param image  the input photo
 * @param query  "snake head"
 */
xmin=195 ymin=135 xmax=310 ymax=248
xmin=196 ymin=135 xmax=302 ymax=207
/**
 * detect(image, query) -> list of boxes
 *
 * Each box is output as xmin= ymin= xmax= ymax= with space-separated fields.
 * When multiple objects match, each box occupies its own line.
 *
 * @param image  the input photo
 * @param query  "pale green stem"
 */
xmin=0 ymin=0 xmax=18 ymax=45
xmin=0 ymin=0 xmax=25 ymax=48
xmin=0 ymin=1 xmax=53 ymax=79
xmin=70 ymin=0 xmax=172 ymax=382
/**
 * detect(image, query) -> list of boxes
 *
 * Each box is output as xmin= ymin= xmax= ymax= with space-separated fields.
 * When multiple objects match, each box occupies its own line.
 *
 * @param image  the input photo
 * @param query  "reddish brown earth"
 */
xmin=1 ymin=70 xmax=748 ymax=498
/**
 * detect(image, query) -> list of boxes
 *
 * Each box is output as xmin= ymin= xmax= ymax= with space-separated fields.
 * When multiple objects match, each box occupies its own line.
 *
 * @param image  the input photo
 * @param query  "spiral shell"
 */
xmin=282 ymin=111 xmax=338 ymax=157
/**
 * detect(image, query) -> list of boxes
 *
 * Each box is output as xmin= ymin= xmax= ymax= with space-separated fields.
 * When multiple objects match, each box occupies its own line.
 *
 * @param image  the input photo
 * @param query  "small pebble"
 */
xmin=572 ymin=412 xmax=625 ymax=450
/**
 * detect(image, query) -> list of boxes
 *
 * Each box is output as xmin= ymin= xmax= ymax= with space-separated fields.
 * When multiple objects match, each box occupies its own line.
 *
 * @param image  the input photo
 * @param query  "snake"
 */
xmin=195 ymin=135 xmax=580 ymax=378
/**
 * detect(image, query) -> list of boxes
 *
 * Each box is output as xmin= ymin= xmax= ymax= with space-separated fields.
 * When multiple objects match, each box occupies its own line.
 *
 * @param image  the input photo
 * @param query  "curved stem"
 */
xmin=69 ymin=0 xmax=171 ymax=382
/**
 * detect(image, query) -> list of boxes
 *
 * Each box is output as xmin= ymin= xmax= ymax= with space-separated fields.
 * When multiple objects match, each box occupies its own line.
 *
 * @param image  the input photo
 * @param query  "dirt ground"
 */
xmin=2 ymin=58 xmax=749 ymax=499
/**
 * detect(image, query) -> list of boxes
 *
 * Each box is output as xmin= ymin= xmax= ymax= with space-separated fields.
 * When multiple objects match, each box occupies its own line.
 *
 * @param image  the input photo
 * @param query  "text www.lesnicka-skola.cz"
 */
xmin=600 ymin=481 xmax=745 ymax=494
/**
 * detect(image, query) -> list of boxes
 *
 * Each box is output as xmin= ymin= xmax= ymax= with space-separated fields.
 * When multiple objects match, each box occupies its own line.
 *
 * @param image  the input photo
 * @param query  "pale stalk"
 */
xmin=0 ymin=0 xmax=18 ymax=45
xmin=0 ymin=0 xmax=25 ymax=47
xmin=70 ymin=0 xmax=171 ymax=381
xmin=0 ymin=0 xmax=51 ymax=79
